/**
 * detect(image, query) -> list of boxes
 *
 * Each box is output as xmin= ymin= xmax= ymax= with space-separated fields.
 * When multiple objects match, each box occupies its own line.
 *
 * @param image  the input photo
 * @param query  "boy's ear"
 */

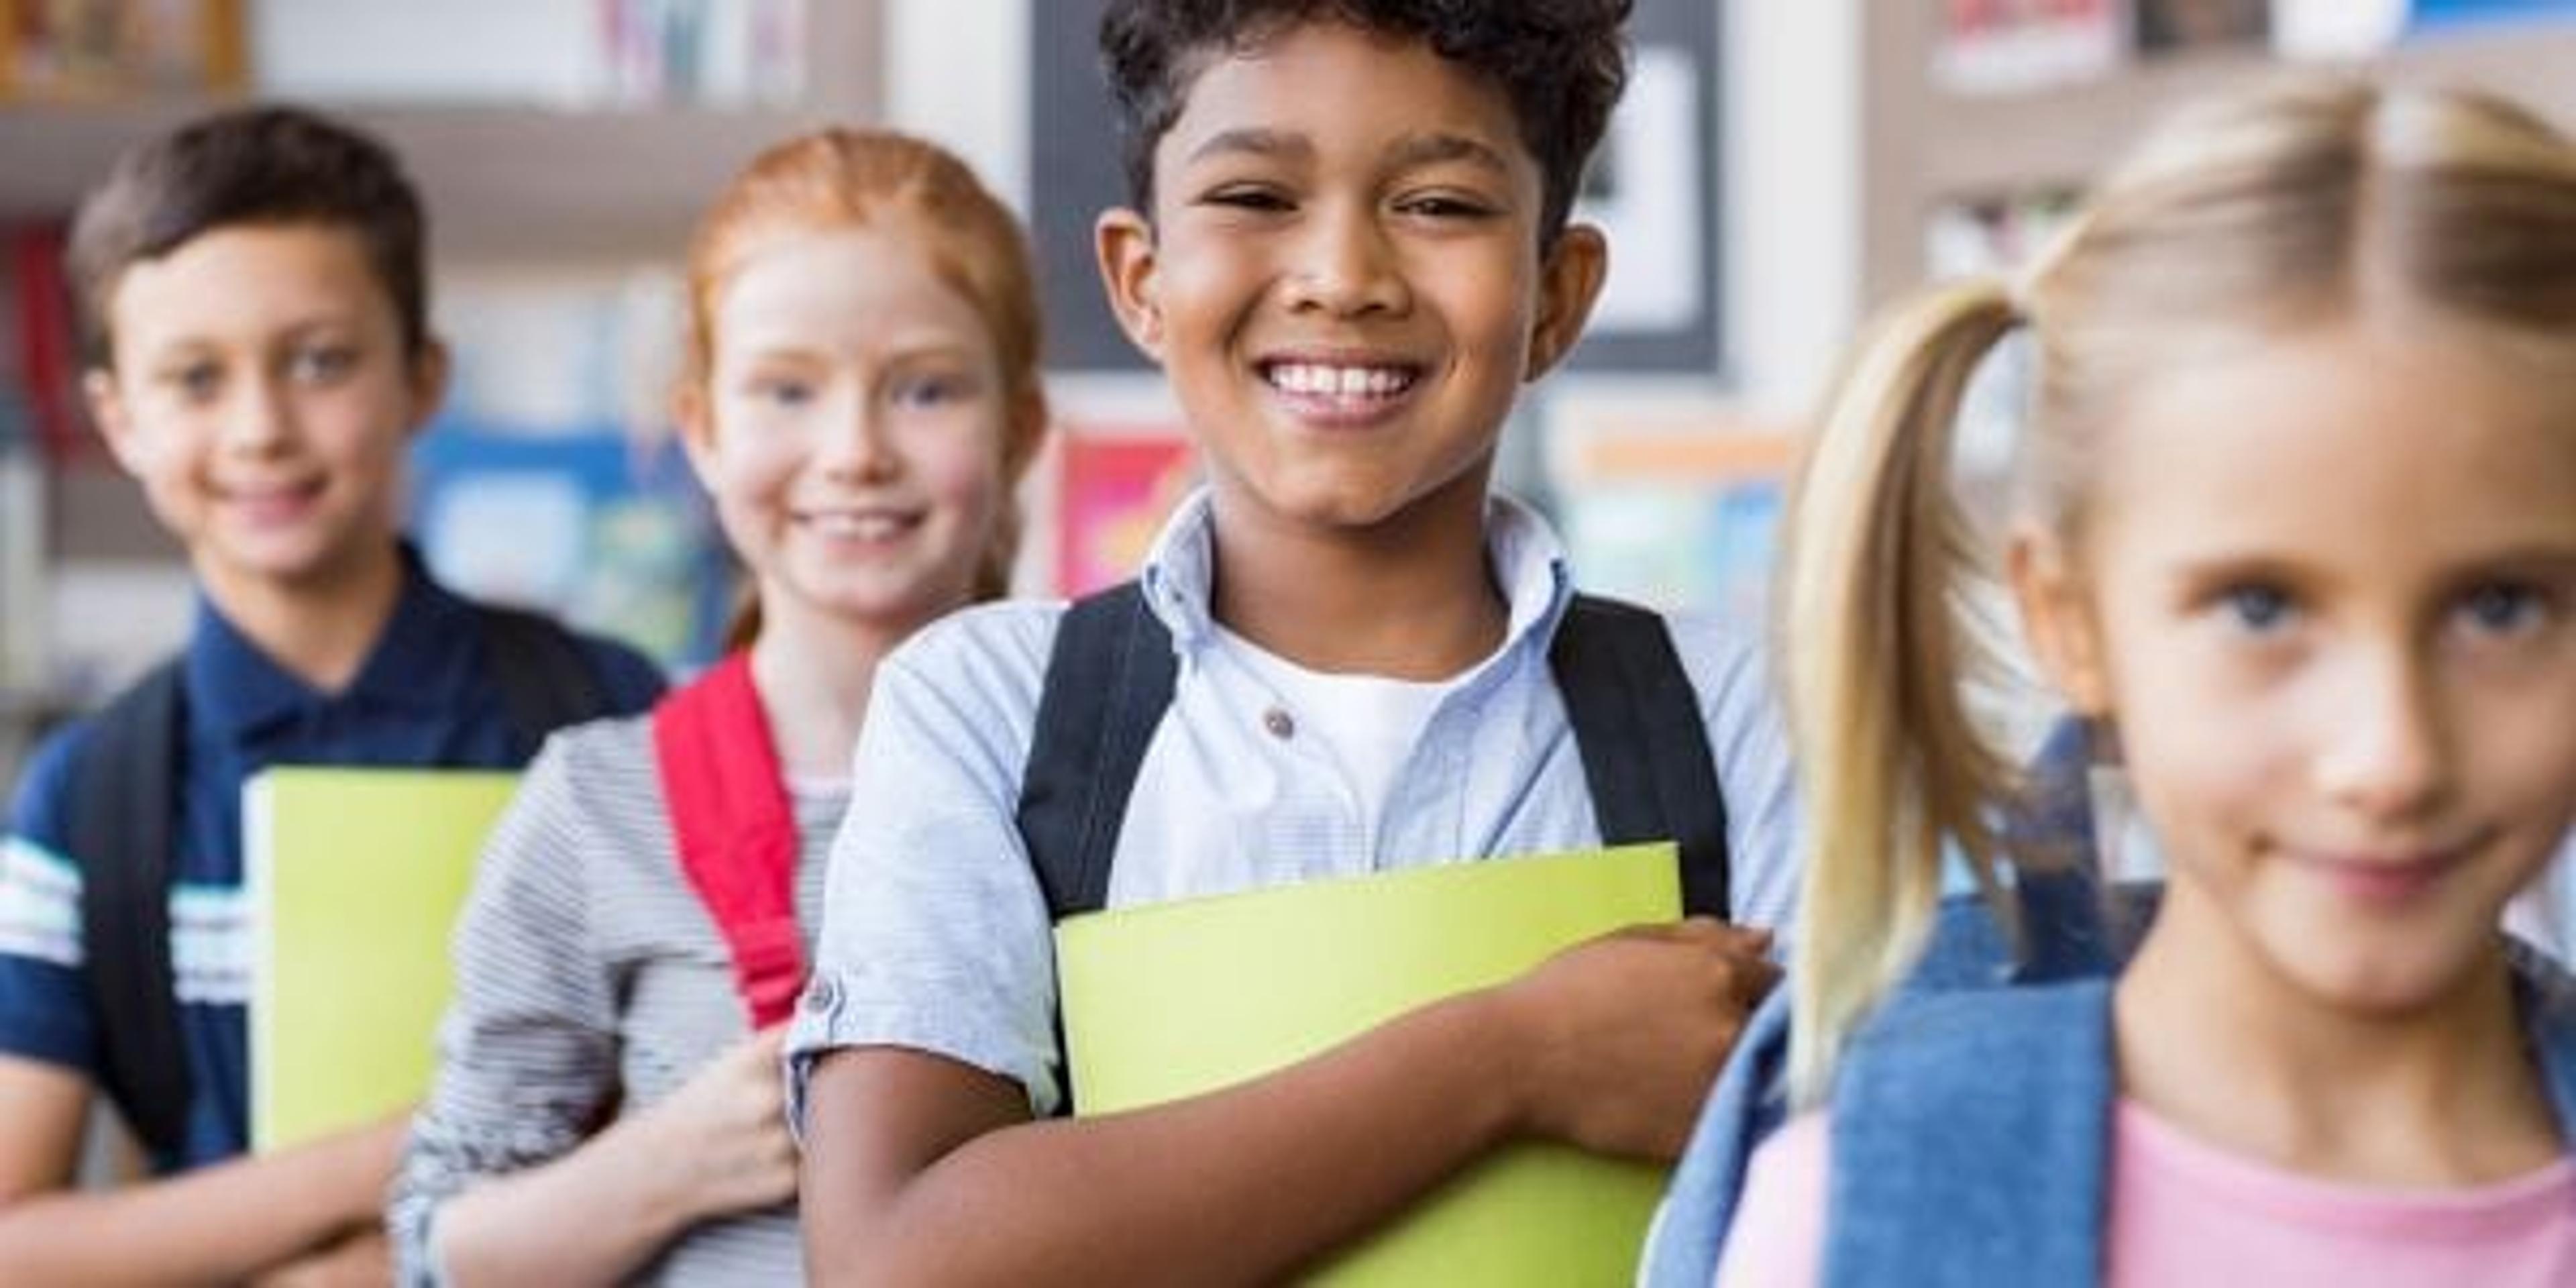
xmin=403 ymin=339 xmax=451 ymax=439
xmin=1095 ymin=207 xmax=1167 ymax=363
xmin=2008 ymin=529 xmax=2113 ymax=716
xmin=83 ymin=367 xmax=145 ymax=478
xmin=1525 ymin=223 xmax=1609 ymax=382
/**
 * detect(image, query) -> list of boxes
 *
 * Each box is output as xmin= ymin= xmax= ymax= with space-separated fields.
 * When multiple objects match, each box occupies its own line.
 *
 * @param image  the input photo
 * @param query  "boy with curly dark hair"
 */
xmin=791 ymin=3 xmax=1799 ymax=1281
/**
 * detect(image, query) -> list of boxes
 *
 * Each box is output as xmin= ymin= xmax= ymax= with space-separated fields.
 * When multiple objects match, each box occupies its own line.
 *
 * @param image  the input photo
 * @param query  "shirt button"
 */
xmin=802 ymin=975 xmax=840 ymax=1015
xmin=1262 ymin=707 xmax=1296 ymax=740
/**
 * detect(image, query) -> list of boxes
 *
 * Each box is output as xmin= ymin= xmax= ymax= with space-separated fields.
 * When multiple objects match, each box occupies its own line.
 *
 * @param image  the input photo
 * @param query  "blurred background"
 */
xmin=3 ymin=0 xmax=2573 ymax=789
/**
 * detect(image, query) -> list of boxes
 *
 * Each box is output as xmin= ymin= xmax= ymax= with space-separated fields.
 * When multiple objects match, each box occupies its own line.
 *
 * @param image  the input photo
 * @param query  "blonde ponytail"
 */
xmin=1782 ymin=278 xmax=2026 ymax=1104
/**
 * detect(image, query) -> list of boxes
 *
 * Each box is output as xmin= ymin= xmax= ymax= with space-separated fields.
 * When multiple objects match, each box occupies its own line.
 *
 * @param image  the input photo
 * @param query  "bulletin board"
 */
xmin=1026 ymin=0 xmax=1724 ymax=375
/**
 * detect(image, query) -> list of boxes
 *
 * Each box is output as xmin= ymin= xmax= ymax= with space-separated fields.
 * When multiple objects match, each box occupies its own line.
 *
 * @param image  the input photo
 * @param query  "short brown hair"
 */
xmin=67 ymin=105 xmax=430 ymax=370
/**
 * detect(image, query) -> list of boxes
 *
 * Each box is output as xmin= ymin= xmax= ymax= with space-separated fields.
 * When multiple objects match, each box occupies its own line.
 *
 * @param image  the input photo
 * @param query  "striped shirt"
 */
xmin=389 ymin=714 xmax=838 ymax=1287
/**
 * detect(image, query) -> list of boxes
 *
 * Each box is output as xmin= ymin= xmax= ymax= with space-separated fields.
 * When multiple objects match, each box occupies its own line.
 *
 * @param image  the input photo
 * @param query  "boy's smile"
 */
xmin=1097 ymin=19 xmax=1605 ymax=539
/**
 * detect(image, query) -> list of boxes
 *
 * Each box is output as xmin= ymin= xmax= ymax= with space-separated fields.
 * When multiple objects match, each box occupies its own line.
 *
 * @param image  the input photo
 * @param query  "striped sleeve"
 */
xmin=0 ymin=727 xmax=102 ymax=1072
xmin=388 ymin=731 xmax=621 ymax=1287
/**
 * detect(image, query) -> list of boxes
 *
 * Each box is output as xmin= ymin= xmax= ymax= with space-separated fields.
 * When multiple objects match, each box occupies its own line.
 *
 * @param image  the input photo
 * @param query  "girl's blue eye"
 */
xmin=893 ymin=376 xmax=965 ymax=409
xmin=2220 ymin=584 xmax=2296 ymax=634
xmin=174 ymin=365 xmax=222 ymax=400
xmin=2457 ymin=582 xmax=2546 ymax=637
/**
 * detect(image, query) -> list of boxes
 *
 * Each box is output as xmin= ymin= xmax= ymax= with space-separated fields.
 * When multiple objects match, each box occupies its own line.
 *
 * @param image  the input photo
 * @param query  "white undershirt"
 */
xmin=1213 ymin=626 xmax=1462 ymax=829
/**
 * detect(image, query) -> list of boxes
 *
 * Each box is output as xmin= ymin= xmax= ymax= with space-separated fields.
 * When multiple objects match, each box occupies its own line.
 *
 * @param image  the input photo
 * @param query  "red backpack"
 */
xmin=652 ymin=653 xmax=805 ymax=1027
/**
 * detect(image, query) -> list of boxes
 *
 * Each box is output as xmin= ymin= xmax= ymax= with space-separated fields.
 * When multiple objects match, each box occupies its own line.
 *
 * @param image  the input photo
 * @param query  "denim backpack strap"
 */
xmin=2511 ymin=949 xmax=2576 ymax=1138
xmin=1637 ymin=989 xmax=1793 ymax=1287
xmin=1825 ymin=979 xmax=2115 ymax=1288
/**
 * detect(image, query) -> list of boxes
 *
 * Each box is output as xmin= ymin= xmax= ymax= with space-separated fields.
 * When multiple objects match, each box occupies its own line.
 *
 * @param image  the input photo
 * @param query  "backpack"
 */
xmin=1012 ymin=582 xmax=1735 ymax=1110
xmin=653 ymin=653 xmax=805 ymax=1029
xmin=1641 ymin=948 xmax=2576 ymax=1287
xmin=64 ymin=604 xmax=625 ymax=1165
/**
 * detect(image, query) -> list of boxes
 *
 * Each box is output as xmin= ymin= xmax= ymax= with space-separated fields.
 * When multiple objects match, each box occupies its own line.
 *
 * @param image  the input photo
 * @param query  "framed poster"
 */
xmin=1027 ymin=1 xmax=1723 ymax=374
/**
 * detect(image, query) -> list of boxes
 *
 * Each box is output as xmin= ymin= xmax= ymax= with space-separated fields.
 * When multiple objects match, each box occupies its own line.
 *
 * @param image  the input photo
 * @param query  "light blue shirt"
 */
xmin=785 ymin=489 xmax=1801 ymax=1119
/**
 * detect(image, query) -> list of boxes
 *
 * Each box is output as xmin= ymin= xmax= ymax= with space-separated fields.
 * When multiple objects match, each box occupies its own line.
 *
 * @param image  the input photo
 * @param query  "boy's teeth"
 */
xmin=1269 ymin=363 xmax=1413 ymax=398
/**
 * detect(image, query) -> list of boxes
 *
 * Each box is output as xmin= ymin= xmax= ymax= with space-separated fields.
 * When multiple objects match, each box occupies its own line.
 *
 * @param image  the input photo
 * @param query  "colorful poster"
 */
xmin=1055 ymin=432 xmax=1196 ymax=597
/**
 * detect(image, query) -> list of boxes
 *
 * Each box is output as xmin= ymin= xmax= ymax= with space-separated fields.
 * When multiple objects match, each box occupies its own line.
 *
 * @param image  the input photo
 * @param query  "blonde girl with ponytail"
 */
xmin=1654 ymin=77 xmax=2576 ymax=1287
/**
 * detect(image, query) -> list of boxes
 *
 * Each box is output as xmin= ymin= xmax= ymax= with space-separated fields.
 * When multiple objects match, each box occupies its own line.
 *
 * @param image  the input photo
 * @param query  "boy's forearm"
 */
xmin=0 ymin=1120 xmax=394 ymax=1287
xmin=808 ymin=987 xmax=1529 ymax=1287
xmin=431 ymin=1114 xmax=701 ymax=1288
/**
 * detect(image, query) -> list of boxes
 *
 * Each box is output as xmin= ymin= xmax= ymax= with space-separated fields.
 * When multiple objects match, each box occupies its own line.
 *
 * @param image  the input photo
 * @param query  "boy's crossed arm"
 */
xmin=800 ymin=919 xmax=1776 ymax=1287
xmin=0 ymin=1056 xmax=400 ymax=1286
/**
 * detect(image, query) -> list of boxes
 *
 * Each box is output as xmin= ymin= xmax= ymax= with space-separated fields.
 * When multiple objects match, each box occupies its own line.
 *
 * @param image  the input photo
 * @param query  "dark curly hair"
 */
xmin=1100 ymin=0 xmax=1633 ymax=246
xmin=68 ymin=105 xmax=429 ymax=370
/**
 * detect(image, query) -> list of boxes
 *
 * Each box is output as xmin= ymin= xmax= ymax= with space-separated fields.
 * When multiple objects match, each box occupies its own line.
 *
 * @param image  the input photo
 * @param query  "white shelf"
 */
xmin=1917 ymin=26 xmax=2576 ymax=199
xmin=0 ymin=0 xmax=880 ymax=262
xmin=1862 ymin=15 xmax=2576 ymax=304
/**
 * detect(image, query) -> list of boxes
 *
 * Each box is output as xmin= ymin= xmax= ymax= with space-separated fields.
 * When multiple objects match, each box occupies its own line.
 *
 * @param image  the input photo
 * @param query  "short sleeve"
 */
xmin=1670 ymin=613 xmax=1803 ymax=937
xmin=0 ymin=724 xmax=104 ymax=1074
xmin=1710 ymin=1111 xmax=1832 ymax=1288
xmin=388 ymin=733 xmax=622 ymax=1285
xmin=783 ymin=606 xmax=1066 ymax=1128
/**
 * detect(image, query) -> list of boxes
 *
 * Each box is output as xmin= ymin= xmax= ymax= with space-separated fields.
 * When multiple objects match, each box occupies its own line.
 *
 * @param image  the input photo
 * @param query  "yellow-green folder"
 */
xmin=1055 ymin=843 xmax=1680 ymax=1286
xmin=245 ymin=767 xmax=519 ymax=1152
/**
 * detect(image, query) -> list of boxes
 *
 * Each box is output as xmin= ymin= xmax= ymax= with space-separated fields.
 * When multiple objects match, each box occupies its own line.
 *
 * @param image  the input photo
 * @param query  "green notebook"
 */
xmin=245 ymin=767 xmax=520 ymax=1153
xmin=1055 ymin=843 xmax=1681 ymax=1287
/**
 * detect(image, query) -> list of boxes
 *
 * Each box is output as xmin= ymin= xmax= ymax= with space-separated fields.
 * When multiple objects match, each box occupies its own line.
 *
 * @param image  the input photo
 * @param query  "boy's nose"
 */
xmin=217 ymin=374 xmax=297 ymax=455
xmin=1284 ymin=208 xmax=1409 ymax=318
xmin=2313 ymin=647 xmax=2454 ymax=822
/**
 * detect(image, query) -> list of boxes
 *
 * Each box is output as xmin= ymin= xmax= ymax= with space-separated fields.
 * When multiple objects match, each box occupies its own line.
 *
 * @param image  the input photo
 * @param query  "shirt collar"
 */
xmin=1136 ymin=486 xmax=1575 ymax=661
xmin=184 ymin=544 xmax=483 ymax=741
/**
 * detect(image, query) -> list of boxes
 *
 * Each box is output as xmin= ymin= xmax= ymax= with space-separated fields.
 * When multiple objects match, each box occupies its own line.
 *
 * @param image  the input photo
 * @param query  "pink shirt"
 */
xmin=1714 ymin=1104 xmax=2576 ymax=1287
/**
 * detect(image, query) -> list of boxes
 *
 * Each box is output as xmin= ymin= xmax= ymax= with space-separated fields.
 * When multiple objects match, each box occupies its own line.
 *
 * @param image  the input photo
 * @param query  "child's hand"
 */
xmin=1493 ymin=918 xmax=1780 ymax=1163
xmin=631 ymin=1024 xmax=799 ymax=1220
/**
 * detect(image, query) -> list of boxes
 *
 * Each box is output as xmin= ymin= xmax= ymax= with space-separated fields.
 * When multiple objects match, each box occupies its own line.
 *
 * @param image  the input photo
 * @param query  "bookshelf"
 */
xmin=1860 ymin=7 xmax=2576 ymax=306
xmin=0 ymin=1 xmax=881 ymax=261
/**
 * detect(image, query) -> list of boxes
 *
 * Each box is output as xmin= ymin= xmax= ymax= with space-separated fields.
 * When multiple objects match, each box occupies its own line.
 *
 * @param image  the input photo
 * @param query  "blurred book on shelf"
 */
xmin=1055 ymin=430 xmax=1196 ymax=599
xmin=0 ymin=0 xmax=247 ymax=102
xmin=251 ymin=0 xmax=803 ymax=108
xmin=2135 ymin=0 xmax=2270 ymax=54
xmin=1548 ymin=408 xmax=1799 ymax=623
xmin=411 ymin=267 xmax=724 ymax=671
xmin=1935 ymin=0 xmax=2127 ymax=96
xmin=1 ymin=222 xmax=89 ymax=466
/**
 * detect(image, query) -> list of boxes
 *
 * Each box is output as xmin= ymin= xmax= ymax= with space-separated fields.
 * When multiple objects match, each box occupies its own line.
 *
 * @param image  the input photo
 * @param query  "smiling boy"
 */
xmin=790 ymin=3 xmax=1799 ymax=1283
xmin=0 ymin=106 xmax=661 ymax=1283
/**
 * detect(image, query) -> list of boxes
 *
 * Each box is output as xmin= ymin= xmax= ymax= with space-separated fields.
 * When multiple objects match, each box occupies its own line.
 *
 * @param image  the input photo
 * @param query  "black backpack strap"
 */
xmin=68 ymin=661 xmax=193 ymax=1164
xmin=1548 ymin=594 xmax=1731 ymax=919
xmin=472 ymin=603 xmax=612 ymax=756
xmin=1016 ymin=583 xmax=1178 ymax=922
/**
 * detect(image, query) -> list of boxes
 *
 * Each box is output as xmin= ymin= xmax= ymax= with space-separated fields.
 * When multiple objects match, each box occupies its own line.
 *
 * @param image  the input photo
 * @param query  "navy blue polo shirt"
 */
xmin=0 ymin=551 xmax=661 ymax=1171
